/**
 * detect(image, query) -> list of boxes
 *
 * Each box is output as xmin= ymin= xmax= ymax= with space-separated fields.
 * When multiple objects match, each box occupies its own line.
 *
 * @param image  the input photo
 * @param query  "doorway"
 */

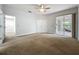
xmin=5 ymin=15 xmax=16 ymax=38
xmin=56 ymin=14 xmax=72 ymax=37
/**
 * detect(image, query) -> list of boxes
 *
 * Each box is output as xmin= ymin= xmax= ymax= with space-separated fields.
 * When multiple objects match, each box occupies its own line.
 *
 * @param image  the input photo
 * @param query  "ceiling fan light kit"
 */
xmin=39 ymin=8 xmax=46 ymax=12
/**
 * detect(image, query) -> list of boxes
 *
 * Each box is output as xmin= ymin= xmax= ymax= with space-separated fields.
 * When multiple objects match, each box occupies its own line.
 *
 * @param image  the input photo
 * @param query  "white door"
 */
xmin=56 ymin=16 xmax=64 ymax=35
xmin=0 ymin=14 xmax=4 ymax=44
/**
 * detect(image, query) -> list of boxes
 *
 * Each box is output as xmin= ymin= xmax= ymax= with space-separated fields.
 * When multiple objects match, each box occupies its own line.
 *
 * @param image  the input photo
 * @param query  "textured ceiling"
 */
xmin=3 ymin=4 xmax=78 ymax=14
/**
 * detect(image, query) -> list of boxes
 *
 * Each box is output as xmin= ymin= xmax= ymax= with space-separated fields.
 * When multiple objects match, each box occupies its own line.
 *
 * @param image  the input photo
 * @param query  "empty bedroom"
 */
xmin=0 ymin=4 xmax=79 ymax=55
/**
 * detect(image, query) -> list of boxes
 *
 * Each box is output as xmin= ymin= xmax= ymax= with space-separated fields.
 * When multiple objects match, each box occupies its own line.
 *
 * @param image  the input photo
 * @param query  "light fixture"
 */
xmin=39 ymin=4 xmax=46 ymax=13
xmin=39 ymin=8 xmax=46 ymax=12
xmin=35 ymin=4 xmax=50 ymax=13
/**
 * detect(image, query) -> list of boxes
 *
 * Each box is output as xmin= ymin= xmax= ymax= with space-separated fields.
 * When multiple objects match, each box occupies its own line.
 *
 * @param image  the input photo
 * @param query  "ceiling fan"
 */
xmin=35 ymin=4 xmax=50 ymax=13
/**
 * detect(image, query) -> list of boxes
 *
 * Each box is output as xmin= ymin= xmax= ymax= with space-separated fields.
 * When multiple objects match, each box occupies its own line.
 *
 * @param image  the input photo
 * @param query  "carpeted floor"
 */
xmin=0 ymin=33 xmax=79 ymax=55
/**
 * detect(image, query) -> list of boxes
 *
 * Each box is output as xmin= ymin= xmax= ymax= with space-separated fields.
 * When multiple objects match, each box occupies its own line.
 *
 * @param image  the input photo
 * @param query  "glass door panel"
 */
xmin=56 ymin=16 xmax=64 ymax=35
xmin=64 ymin=14 xmax=72 ymax=37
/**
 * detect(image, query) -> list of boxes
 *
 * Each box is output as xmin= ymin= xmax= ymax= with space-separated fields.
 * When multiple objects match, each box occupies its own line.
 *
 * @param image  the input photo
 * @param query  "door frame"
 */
xmin=72 ymin=13 xmax=76 ymax=38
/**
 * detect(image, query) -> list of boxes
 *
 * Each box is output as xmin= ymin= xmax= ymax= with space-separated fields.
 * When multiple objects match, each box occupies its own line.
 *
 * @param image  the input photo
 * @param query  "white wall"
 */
xmin=0 ymin=5 xmax=3 ymax=14
xmin=2 ymin=5 xmax=47 ymax=36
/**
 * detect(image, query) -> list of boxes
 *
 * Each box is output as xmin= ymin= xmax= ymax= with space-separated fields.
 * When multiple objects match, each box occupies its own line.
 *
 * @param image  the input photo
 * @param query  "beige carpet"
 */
xmin=0 ymin=33 xmax=79 ymax=55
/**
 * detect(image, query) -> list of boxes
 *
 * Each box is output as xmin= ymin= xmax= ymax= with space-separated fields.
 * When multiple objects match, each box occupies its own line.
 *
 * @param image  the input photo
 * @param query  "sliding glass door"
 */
xmin=56 ymin=14 xmax=72 ymax=37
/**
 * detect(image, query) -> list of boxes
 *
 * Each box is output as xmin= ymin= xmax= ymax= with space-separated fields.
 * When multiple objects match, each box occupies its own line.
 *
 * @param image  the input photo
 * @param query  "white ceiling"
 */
xmin=3 ymin=4 xmax=78 ymax=14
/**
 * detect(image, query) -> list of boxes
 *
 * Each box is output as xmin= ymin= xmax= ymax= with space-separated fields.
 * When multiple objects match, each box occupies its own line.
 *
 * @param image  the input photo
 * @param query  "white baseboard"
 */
xmin=16 ymin=32 xmax=36 ymax=37
xmin=16 ymin=32 xmax=48 ymax=37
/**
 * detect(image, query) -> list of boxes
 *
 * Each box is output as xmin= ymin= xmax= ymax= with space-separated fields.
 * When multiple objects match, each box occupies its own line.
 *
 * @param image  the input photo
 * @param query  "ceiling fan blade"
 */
xmin=45 ymin=7 xmax=50 ymax=9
